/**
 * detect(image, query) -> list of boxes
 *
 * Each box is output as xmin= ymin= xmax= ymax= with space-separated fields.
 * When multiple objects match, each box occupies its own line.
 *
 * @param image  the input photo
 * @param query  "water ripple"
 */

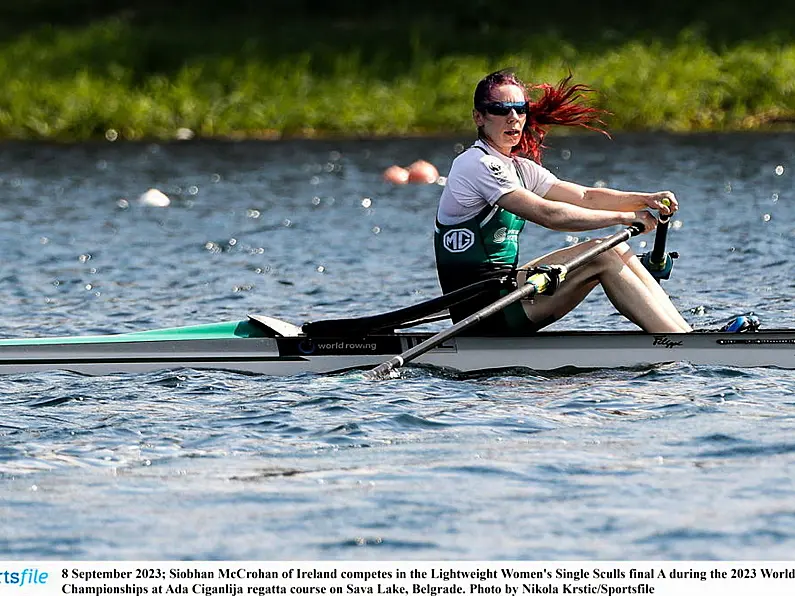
xmin=1 ymin=136 xmax=795 ymax=559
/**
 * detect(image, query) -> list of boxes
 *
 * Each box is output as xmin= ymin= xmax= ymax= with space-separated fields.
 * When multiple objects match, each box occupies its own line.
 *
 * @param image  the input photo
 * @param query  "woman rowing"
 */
xmin=434 ymin=69 xmax=692 ymax=335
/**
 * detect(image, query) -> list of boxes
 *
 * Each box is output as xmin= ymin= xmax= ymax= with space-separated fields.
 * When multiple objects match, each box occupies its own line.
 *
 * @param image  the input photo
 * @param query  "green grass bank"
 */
xmin=1 ymin=5 xmax=795 ymax=141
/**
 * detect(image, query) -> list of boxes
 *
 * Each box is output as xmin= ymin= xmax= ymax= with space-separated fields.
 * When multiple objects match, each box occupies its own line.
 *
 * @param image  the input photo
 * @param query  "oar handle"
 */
xmin=640 ymin=198 xmax=677 ymax=281
xmin=649 ymin=217 xmax=670 ymax=266
xmin=365 ymin=224 xmax=642 ymax=380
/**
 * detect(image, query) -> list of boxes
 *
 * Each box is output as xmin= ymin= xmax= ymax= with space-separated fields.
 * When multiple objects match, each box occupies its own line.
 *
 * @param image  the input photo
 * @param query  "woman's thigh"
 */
xmin=515 ymin=239 xmax=626 ymax=328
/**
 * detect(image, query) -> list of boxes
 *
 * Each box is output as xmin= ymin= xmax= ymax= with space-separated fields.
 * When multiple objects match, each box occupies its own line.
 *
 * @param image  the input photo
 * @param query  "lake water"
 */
xmin=1 ymin=133 xmax=794 ymax=560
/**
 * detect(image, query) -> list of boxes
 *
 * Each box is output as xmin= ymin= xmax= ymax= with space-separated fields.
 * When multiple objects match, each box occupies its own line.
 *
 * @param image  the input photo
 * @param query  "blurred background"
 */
xmin=1 ymin=0 xmax=794 ymax=140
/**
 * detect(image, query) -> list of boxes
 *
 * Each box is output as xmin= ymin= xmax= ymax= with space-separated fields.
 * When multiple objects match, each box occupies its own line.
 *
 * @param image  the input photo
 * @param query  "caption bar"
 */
xmin=2 ymin=562 xmax=794 ymax=596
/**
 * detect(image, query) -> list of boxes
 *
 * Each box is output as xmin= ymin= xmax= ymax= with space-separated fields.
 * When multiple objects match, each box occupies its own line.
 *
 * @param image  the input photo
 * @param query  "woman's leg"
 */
xmin=517 ymin=240 xmax=691 ymax=332
xmin=614 ymin=243 xmax=693 ymax=331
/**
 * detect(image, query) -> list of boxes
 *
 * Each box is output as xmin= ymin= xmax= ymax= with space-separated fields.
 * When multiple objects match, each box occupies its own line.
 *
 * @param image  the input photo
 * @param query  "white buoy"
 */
xmin=138 ymin=188 xmax=171 ymax=207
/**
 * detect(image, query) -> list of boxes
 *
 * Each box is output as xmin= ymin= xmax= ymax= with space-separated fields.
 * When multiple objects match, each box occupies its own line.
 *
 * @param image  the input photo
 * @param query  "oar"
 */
xmin=365 ymin=223 xmax=645 ymax=380
xmin=640 ymin=199 xmax=677 ymax=281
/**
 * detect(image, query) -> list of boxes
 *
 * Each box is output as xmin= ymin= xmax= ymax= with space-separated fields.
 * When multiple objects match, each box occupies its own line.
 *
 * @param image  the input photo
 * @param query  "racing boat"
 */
xmin=0 ymin=223 xmax=789 ymax=376
xmin=0 ymin=314 xmax=790 ymax=376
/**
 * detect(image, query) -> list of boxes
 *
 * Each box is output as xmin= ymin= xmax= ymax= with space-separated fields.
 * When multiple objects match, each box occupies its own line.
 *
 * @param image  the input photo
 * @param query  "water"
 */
xmin=1 ymin=133 xmax=794 ymax=560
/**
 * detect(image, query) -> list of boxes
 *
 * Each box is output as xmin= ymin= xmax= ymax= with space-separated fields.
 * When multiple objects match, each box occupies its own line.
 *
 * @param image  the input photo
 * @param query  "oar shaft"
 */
xmin=366 ymin=224 xmax=642 ymax=379
xmin=556 ymin=226 xmax=638 ymax=271
xmin=649 ymin=216 xmax=670 ymax=266
xmin=367 ymin=274 xmax=543 ymax=379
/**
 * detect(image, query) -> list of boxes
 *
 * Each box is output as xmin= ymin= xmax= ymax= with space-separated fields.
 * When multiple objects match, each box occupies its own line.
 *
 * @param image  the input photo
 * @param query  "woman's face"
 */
xmin=473 ymin=83 xmax=528 ymax=155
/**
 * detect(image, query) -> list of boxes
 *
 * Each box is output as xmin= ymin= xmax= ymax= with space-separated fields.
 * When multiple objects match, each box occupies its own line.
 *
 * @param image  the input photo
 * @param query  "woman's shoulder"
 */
xmin=451 ymin=143 xmax=482 ymax=162
xmin=448 ymin=146 xmax=484 ymax=175
xmin=452 ymin=144 xmax=506 ymax=171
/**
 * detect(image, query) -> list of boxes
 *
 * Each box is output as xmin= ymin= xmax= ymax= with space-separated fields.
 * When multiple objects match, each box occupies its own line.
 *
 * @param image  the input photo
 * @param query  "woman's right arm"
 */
xmin=496 ymin=187 xmax=657 ymax=233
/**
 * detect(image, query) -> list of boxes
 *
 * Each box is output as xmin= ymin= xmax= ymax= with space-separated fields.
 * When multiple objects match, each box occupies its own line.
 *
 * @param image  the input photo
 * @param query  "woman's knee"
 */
xmin=591 ymin=244 xmax=627 ymax=271
xmin=612 ymin=241 xmax=639 ymax=264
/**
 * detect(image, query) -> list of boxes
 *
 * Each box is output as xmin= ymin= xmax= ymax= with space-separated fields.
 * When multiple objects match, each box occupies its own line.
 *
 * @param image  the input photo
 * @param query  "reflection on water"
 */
xmin=0 ymin=133 xmax=794 ymax=560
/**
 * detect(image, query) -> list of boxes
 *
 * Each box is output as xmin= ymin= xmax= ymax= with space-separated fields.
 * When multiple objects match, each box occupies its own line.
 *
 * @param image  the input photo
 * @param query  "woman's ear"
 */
xmin=472 ymin=108 xmax=485 ymax=127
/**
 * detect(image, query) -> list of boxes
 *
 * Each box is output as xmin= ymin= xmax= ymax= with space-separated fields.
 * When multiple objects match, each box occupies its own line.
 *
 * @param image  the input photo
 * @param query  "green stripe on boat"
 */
xmin=0 ymin=320 xmax=268 ymax=346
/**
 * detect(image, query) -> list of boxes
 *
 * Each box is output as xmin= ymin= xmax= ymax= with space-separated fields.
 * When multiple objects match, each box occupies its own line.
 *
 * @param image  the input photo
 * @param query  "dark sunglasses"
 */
xmin=479 ymin=101 xmax=529 ymax=116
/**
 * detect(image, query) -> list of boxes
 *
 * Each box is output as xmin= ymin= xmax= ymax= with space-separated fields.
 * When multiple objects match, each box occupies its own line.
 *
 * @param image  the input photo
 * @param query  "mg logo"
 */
xmin=443 ymin=229 xmax=475 ymax=252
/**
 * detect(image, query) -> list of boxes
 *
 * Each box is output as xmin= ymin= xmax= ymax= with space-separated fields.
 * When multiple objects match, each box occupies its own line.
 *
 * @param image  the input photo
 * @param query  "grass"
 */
xmin=0 ymin=11 xmax=794 ymax=141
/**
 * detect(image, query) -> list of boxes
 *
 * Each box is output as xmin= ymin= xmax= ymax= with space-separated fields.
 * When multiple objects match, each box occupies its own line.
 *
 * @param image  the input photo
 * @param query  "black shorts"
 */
xmin=440 ymin=270 xmax=540 ymax=336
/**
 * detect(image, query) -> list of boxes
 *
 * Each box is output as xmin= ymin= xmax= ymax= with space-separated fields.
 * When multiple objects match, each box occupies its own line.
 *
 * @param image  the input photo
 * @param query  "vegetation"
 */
xmin=0 ymin=0 xmax=794 ymax=140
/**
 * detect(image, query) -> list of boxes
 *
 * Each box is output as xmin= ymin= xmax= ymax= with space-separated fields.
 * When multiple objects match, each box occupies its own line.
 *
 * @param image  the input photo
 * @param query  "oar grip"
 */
xmin=639 ymin=197 xmax=676 ymax=281
xmin=649 ymin=197 xmax=672 ymax=265
xmin=658 ymin=197 xmax=672 ymax=223
xmin=649 ymin=219 xmax=669 ymax=265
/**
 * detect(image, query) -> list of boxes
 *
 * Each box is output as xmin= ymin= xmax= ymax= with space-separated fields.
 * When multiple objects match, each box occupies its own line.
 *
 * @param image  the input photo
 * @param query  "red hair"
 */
xmin=475 ymin=71 xmax=609 ymax=163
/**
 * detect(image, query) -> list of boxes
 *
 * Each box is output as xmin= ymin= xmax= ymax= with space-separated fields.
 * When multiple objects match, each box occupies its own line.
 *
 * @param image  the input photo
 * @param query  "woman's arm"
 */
xmin=544 ymin=180 xmax=677 ymax=215
xmin=496 ymin=187 xmax=658 ymax=233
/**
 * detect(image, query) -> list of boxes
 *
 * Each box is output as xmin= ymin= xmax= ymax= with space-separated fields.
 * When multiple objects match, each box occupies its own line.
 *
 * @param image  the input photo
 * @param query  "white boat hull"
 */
xmin=0 ymin=327 xmax=792 ymax=375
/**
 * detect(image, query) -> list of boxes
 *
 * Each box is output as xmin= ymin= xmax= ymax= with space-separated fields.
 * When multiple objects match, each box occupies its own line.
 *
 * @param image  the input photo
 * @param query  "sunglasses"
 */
xmin=479 ymin=101 xmax=529 ymax=116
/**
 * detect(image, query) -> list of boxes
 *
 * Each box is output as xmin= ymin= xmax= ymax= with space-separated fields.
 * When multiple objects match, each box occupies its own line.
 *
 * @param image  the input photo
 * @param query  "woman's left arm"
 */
xmin=544 ymin=180 xmax=678 ymax=216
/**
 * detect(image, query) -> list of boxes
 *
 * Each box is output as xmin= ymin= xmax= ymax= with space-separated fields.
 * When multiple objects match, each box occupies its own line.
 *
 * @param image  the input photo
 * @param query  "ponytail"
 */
xmin=516 ymin=75 xmax=609 ymax=163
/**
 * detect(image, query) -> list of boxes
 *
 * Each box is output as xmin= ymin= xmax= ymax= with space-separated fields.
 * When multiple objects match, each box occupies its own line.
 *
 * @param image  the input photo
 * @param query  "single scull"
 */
xmin=0 ymin=222 xmax=788 ymax=376
xmin=0 ymin=315 xmax=789 ymax=376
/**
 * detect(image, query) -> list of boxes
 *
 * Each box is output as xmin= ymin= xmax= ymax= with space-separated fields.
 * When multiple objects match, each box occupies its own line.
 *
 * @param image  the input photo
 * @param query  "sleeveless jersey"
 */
xmin=434 ymin=145 xmax=528 ymax=291
xmin=433 ymin=146 xmax=536 ymax=334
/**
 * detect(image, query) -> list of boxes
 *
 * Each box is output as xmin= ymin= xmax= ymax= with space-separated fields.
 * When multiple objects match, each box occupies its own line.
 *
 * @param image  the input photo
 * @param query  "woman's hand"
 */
xmin=643 ymin=191 xmax=678 ymax=216
xmin=628 ymin=210 xmax=659 ymax=234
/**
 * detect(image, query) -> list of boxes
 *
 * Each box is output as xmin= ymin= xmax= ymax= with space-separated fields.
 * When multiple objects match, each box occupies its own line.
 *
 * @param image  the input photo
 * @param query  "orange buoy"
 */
xmin=407 ymin=160 xmax=439 ymax=184
xmin=383 ymin=165 xmax=410 ymax=184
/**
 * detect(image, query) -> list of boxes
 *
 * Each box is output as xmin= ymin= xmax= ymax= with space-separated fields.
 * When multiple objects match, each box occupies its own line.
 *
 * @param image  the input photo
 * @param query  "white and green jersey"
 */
xmin=433 ymin=141 xmax=558 ymax=332
xmin=434 ymin=140 xmax=558 ymax=288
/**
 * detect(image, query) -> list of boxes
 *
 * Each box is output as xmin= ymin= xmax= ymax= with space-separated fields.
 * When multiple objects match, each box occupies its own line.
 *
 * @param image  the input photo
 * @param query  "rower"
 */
xmin=433 ymin=68 xmax=692 ymax=335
